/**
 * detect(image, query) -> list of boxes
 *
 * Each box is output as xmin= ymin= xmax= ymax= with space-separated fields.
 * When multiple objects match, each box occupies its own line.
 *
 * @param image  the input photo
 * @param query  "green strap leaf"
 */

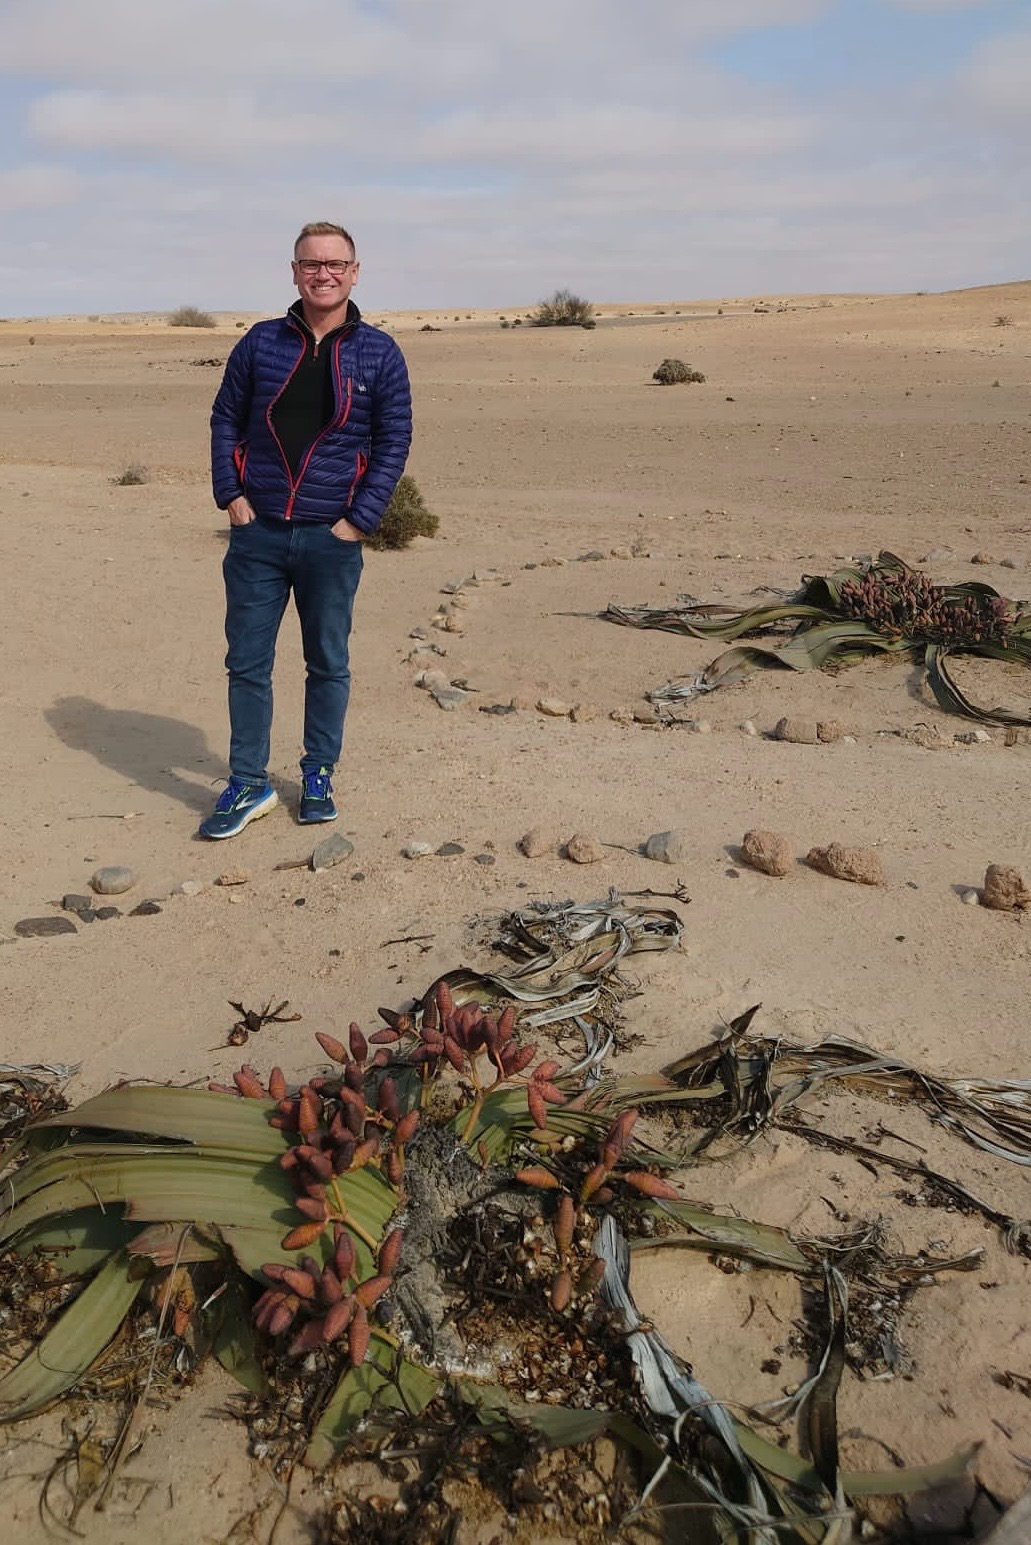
xmin=0 ymin=1251 xmax=143 ymax=1421
xmin=305 ymin=1332 xmax=440 ymax=1469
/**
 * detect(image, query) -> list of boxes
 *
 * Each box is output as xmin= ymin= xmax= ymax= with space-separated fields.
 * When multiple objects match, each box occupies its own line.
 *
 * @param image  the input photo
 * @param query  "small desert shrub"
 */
xmin=652 ymin=358 xmax=706 ymax=386
xmin=113 ymin=462 xmax=149 ymax=486
xmin=366 ymin=474 xmax=438 ymax=551
xmin=532 ymin=288 xmax=594 ymax=328
xmin=168 ymin=306 xmax=216 ymax=329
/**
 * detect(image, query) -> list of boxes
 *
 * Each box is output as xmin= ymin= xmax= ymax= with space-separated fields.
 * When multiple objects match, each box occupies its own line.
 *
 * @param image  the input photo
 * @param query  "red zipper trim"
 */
xmin=275 ymin=321 xmax=355 ymax=522
xmin=346 ymin=450 xmax=369 ymax=508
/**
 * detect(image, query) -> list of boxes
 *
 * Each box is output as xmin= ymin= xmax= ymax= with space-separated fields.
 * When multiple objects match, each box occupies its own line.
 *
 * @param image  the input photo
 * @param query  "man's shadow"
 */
xmin=46 ymin=698 xmax=226 ymax=814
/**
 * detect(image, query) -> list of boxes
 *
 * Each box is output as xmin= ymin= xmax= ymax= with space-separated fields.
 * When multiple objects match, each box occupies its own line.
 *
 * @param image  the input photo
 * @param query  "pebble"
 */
xmin=571 ymin=702 xmax=600 ymax=723
xmin=520 ymin=828 xmax=558 ymax=858
xmin=95 ymin=906 xmax=122 ymax=920
xmin=91 ymin=865 xmax=136 ymax=895
xmin=956 ymin=728 xmax=992 ymax=745
xmin=644 ymin=830 xmax=686 ymax=864
xmin=311 ymin=833 xmax=355 ymax=871
xmin=401 ymin=839 xmax=435 ymax=859
xmin=741 ymin=829 xmax=794 ymax=877
xmin=416 ymin=668 xmax=452 ymax=692
xmin=632 ymin=705 xmax=659 ymax=724
xmin=970 ymin=552 xmax=995 ymax=565
xmin=430 ymin=685 xmax=471 ymax=711
xmin=15 ymin=916 xmax=77 ymax=938
xmin=479 ymin=703 xmax=517 ymax=716
xmin=473 ymin=853 xmax=496 ymax=866
xmin=807 ymin=844 xmax=885 ymax=887
xmin=610 ymin=546 xmax=632 ymax=559
xmin=130 ymin=899 xmax=162 ymax=916
xmin=579 ymin=549 xmax=606 ymax=562
xmin=1000 ymin=557 xmax=1019 ymax=569
xmin=817 ymin=720 xmax=845 ymax=743
xmin=981 ymin=863 xmax=1031 ymax=912
xmin=775 ymin=718 xmax=820 ymax=745
xmin=739 ymin=720 xmax=758 ymax=737
xmin=539 ymin=556 xmax=566 ymax=567
xmin=436 ymin=841 xmax=465 ymax=857
xmin=173 ymin=878 xmax=207 ymax=896
xmin=919 ymin=548 xmax=954 ymax=563
xmin=537 ymin=697 xmax=571 ymax=717
xmin=565 ymin=832 xmax=605 ymax=864
xmin=62 ymin=893 xmax=94 ymax=914
xmin=409 ymin=626 xmax=429 ymax=640
xmin=961 ymin=888 xmax=981 ymax=906
xmin=215 ymin=869 xmax=250 ymax=886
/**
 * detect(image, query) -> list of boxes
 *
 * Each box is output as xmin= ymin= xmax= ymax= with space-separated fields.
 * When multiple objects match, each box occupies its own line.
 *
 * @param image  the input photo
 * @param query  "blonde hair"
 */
xmin=294 ymin=222 xmax=355 ymax=259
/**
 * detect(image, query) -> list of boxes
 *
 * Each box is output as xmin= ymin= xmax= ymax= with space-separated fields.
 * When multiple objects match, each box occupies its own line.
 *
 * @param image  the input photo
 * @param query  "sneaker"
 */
xmin=199 ymin=779 xmax=278 ymax=840
xmin=298 ymin=766 xmax=338 ymax=824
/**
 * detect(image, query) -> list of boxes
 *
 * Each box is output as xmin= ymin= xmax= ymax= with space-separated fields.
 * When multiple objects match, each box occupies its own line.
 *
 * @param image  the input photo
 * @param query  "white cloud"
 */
xmin=961 ymin=28 xmax=1031 ymax=123
xmin=0 ymin=163 xmax=83 ymax=212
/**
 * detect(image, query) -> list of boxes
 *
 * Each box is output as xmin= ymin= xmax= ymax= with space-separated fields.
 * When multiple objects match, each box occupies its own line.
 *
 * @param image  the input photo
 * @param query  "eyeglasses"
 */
xmin=295 ymin=258 xmax=355 ymax=275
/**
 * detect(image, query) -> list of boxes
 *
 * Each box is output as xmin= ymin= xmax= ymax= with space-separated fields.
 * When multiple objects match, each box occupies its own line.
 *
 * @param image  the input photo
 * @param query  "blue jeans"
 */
xmin=222 ymin=518 xmax=364 ymax=784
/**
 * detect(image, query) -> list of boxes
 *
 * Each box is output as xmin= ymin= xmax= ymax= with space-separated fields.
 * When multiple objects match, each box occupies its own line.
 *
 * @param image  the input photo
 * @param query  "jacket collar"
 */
xmin=287 ymin=297 xmax=360 ymax=343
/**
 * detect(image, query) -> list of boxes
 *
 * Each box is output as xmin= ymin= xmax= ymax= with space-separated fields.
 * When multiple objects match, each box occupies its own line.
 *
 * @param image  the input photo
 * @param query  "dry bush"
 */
xmin=532 ymin=288 xmax=595 ymax=328
xmin=168 ymin=305 xmax=216 ymax=328
xmin=113 ymin=463 xmax=149 ymax=486
xmin=366 ymin=474 xmax=438 ymax=550
xmin=652 ymin=358 xmax=706 ymax=385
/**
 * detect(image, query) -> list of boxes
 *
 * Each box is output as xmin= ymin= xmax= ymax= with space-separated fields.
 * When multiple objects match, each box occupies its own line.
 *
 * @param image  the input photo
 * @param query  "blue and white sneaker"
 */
xmin=298 ymin=767 xmax=338 ymax=825
xmin=199 ymin=779 xmax=278 ymax=840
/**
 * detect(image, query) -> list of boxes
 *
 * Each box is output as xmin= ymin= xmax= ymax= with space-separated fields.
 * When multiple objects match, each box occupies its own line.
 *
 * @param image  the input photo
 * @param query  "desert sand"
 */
xmin=0 ymin=283 xmax=1029 ymax=1540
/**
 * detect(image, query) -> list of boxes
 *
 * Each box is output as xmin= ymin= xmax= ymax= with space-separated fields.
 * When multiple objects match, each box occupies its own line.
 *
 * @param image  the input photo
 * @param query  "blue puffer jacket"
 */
xmin=210 ymin=301 xmax=412 ymax=535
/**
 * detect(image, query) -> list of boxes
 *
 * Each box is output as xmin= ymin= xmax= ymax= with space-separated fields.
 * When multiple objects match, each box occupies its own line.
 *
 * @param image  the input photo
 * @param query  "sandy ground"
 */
xmin=0 ymin=284 xmax=1029 ymax=1541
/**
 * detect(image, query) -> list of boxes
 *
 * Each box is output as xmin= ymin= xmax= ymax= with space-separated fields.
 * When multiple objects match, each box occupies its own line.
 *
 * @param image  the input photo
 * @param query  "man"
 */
xmin=203 ymin=222 xmax=412 ymax=839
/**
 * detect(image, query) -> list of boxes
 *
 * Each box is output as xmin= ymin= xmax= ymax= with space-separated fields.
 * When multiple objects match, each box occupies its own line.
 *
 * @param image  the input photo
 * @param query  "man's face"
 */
xmin=292 ymin=234 xmax=359 ymax=315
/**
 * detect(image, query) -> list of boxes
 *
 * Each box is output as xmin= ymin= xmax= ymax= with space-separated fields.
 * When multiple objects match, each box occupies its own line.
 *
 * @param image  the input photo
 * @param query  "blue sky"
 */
xmin=0 ymin=0 xmax=1027 ymax=316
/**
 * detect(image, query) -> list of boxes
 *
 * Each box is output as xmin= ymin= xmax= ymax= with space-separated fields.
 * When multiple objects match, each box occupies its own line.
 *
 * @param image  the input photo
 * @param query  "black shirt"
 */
xmin=270 ymin=304 xmax=356 ymax=478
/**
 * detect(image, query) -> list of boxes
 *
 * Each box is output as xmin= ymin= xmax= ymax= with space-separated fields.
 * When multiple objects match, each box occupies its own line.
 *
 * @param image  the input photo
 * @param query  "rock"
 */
xmin=633 ymin=705 xmax=659 ymax=724
xmin=479 ymin=702 xmax=517 ymax=716
xmin=564 ymin=832 xmax=605 ymax=864
xmin=610 ymin=546 xmax=632 ymax=559
xmin=817 ymin=720 xmax=845 ymax=743
xmin=539 ymin=556 xmax=565 ymax=567
xmin=961 ymin=888 xmax=981 ymax=906
xmin=409 ymin=626 xmax=429 ymax=640
xmin=806 ymin=844 xmax=885 ymax=886
xmin=416 ymin=668 xmax=451 ymax=692
xmin=907 ymin=726 xmax=947 ymax=751
xmin=919 ymin=548 xmax=955 ymax=563
xmin=430 ymin=685 xmax=471 ymax=711
xmin=311 ymin=833 xmax=355 ymax=871
xmin=741 ymin=829 xmax=794 ymax=877
xmin=95 ymin=906 xmax=122 ymax=920
xmin=15 ymin=915 xmax=77 ymax=938
xmin=571 ymin=702 xmax=600 ymax=723
xmin=215 ymin=868 xmax=250 ymax=886
xmin=610 ymin=707 xmax=634 ymax=726
xmin=956 ymin=728 xmax=992 ymax=745
xmin=473 ymin=853 xmax=496 ymax=866
xmin=537 ymin=697 xmax=571 ymax=717
xmin=739 ymin=720 xmax=758 ymax=737
xmin=401 ymin=839 xmax=435 ymax=859
xmin=62 ymin=893 xmax=94 ymax=914
xmin=173 ymin=878 xmax=207 ymax=896
xmin=982 ymin=864 xmax=1031 ymax=912
xmin=130 ymin=899 xmax=163 ymax=916
xmin=579 ymin=549 xmax=606 ymax=562
xmin=91 ymin=865 xmax=136 ymax=895
xmin=520 ymin=828 xmax=558 ymax=858
xmin=775 ymin=718 xmax=820 ymax=745
xmin=436 ymin=841 xmax=465 ymax=857
xmin=77 ymin=909 xmax=98 ymax=923
xmin=644 ymin=830 xmax=686 ymax=864
xmin=449 ymin=592 xmax=471 ymax=609
xmin=1000 ymin=557 xmax=1019 ymax=570
xmin=971 ymin=551 xmax=995 ymax=565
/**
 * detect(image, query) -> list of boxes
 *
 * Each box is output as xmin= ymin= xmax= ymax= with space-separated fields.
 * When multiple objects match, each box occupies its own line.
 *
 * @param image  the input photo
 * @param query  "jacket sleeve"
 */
xmin=347 ymin=338 xmax=413 ymax=535
xmin=210 ymin=333 xmax=256 ymax=509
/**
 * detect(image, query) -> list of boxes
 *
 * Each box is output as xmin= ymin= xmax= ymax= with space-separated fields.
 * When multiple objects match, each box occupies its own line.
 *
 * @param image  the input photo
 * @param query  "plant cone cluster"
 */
xmin=837 ymin=569 xmax=1013 ymax=646
xmin=517 ymin=1106 xmax=680 ymax=1312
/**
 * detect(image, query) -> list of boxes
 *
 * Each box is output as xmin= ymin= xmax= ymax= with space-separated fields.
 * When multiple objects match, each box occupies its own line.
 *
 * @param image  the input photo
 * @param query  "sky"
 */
xmin=0 ymin=0 xmax=1028 ymax=317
